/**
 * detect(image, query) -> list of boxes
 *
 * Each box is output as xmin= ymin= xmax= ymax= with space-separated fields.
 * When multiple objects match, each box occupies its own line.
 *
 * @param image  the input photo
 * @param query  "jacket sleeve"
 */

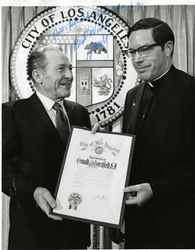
xmin=2 ymin=103 xmax=38 ymax=203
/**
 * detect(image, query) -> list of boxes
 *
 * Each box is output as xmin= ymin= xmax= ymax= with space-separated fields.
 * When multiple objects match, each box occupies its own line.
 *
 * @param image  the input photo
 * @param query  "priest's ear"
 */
xmin=32 ymin=69 xmax=44 ymax=85
xmin=164 ymin=41 xmax=174 ymax=57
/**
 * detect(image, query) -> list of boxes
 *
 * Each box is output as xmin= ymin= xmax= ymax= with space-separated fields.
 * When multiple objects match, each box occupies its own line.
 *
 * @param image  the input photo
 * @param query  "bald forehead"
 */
xmin=44 ymin=49 xmax=71 ymax=68
xmin=45 ymin=49 xmax=69 ymax=62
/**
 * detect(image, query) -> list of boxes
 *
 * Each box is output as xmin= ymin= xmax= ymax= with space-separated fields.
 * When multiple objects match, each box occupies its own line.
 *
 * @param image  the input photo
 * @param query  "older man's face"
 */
xmin=129 ymin=28 xmax=170 ymax=82
xmin=40 ymin=49 xmax=73 ymax=102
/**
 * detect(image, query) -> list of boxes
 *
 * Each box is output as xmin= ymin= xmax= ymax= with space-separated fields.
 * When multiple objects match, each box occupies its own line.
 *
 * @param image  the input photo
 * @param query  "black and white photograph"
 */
xmin=1 ymin=1 xmax=195 ymax=249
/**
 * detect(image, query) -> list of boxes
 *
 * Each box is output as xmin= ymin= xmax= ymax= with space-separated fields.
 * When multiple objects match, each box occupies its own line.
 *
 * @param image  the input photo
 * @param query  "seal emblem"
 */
xmin=68 ymin=192 xmax=82 ymax=210
xmin=95 ymin=146 xmax=104 ymax=154
xmin=10 ymin=6 xmax=137 ymax=127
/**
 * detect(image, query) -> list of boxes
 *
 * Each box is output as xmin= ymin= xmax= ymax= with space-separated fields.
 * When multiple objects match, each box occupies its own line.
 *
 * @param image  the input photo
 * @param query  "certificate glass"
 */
xmin=51 ymin=127 xmax=135 ymax=228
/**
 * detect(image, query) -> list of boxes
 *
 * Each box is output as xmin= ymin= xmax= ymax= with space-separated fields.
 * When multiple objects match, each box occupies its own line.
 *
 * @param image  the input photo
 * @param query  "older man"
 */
xmin=2 ymin=45 xmax=91 ymax=249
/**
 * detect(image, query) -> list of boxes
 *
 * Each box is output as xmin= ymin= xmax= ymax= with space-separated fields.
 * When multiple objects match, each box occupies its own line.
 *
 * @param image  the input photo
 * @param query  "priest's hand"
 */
xmin=91 ymin=122 xmax=101 ymax=134
xmin=33 ymin=187 xmax=62 ymax=220
xmin=124 ymin=183 xmax=153 ymax=206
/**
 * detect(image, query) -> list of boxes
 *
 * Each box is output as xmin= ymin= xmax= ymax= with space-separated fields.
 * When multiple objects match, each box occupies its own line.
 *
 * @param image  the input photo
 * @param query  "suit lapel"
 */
xmin=126 ymin=83 xmax=145 ymax=134
xmin=29 ymin=93 xmax=63 ymax=145
xmin=140 ymin=66 xmax=177 ymax=145
xmin=63 ymin=99 xmax=75 ymax=125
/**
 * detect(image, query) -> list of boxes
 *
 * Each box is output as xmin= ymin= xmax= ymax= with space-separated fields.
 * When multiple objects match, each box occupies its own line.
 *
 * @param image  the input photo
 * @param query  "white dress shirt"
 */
xmin=36 ymin=91 xmax=71 ymax=130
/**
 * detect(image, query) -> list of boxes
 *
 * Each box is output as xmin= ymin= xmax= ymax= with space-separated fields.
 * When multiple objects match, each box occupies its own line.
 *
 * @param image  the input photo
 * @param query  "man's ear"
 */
xmin=164 ymin=41 xmax=174 ymax=56
xmin=32 ymin=69 xmax=43 ymax=84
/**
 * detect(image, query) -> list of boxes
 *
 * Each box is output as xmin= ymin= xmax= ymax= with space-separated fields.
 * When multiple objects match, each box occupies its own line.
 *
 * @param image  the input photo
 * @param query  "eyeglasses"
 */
xmin=125 ymin=43 xmax=162 ymax=58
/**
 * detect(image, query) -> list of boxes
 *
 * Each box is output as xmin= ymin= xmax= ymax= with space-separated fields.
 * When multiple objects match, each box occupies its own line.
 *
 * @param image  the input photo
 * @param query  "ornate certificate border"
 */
xmin=51 ymin=126 xmax=135 ymax=228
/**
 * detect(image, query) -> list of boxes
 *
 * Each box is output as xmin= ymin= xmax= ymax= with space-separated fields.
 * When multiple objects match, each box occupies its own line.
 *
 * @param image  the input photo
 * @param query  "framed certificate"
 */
xmin=51 ymin=127 xmax=135 ymax=228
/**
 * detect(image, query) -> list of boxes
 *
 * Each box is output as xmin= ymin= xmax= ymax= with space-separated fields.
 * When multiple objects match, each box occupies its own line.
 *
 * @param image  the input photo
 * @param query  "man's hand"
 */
xmin=91 ymin=122 xmax=101 ymax=134
xmin=33 ymin=187 xmax=62 ymax=220
xmin=124 ymin=183 xmax=153 ymax=206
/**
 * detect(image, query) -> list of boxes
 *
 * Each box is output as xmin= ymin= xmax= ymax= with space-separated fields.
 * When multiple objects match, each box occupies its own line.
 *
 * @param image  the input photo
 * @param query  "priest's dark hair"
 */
xmin=129 ymin=17 xmax=175 ymax=56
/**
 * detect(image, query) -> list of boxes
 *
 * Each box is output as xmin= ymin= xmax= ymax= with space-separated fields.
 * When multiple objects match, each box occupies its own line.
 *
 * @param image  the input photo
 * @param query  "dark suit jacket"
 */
xmin=2 ymin=93 xmax=91 ymax=250
xmin=123 ymin=66 xmax=195 ymax=248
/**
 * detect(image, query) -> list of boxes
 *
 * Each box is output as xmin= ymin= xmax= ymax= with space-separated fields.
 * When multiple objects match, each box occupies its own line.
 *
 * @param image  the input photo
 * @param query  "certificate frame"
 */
xmin=51 ymin=126 xmax=135 ymax=228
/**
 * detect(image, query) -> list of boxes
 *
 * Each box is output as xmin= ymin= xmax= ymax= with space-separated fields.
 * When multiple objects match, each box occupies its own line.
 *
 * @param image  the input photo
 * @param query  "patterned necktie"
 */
xmin=53 ymin=102 xmax=70 ymax=145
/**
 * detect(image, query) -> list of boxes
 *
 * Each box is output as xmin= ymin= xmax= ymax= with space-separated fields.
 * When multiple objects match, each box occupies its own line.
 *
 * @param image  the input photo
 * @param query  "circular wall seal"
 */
xmin=10 ymin=6 xmax=137 ymax=127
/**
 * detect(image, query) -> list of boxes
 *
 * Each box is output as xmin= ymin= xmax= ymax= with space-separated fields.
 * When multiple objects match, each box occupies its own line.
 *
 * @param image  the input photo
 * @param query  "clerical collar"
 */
xmin=148 ymin=65 xmax=172 ymax=87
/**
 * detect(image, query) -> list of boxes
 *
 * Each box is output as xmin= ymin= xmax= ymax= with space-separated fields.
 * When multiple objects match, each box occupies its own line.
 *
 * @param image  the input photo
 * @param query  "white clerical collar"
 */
xmin=148 ymin=65 xmax=172 ymax=87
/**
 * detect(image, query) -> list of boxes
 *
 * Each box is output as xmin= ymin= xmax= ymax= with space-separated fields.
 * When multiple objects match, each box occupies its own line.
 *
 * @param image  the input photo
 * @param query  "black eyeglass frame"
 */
xmin=125 ymin=43 xmax=164 ymax=57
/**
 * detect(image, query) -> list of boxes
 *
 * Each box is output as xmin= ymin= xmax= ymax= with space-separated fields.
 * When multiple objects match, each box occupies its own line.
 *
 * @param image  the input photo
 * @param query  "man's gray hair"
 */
xmin=27 ymin=44 xmax=63 ymax=82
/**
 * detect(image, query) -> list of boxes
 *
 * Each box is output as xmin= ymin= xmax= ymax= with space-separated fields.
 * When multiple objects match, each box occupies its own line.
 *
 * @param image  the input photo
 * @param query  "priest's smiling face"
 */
xmin=129 ymin=28 xmax=173 ymax=82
